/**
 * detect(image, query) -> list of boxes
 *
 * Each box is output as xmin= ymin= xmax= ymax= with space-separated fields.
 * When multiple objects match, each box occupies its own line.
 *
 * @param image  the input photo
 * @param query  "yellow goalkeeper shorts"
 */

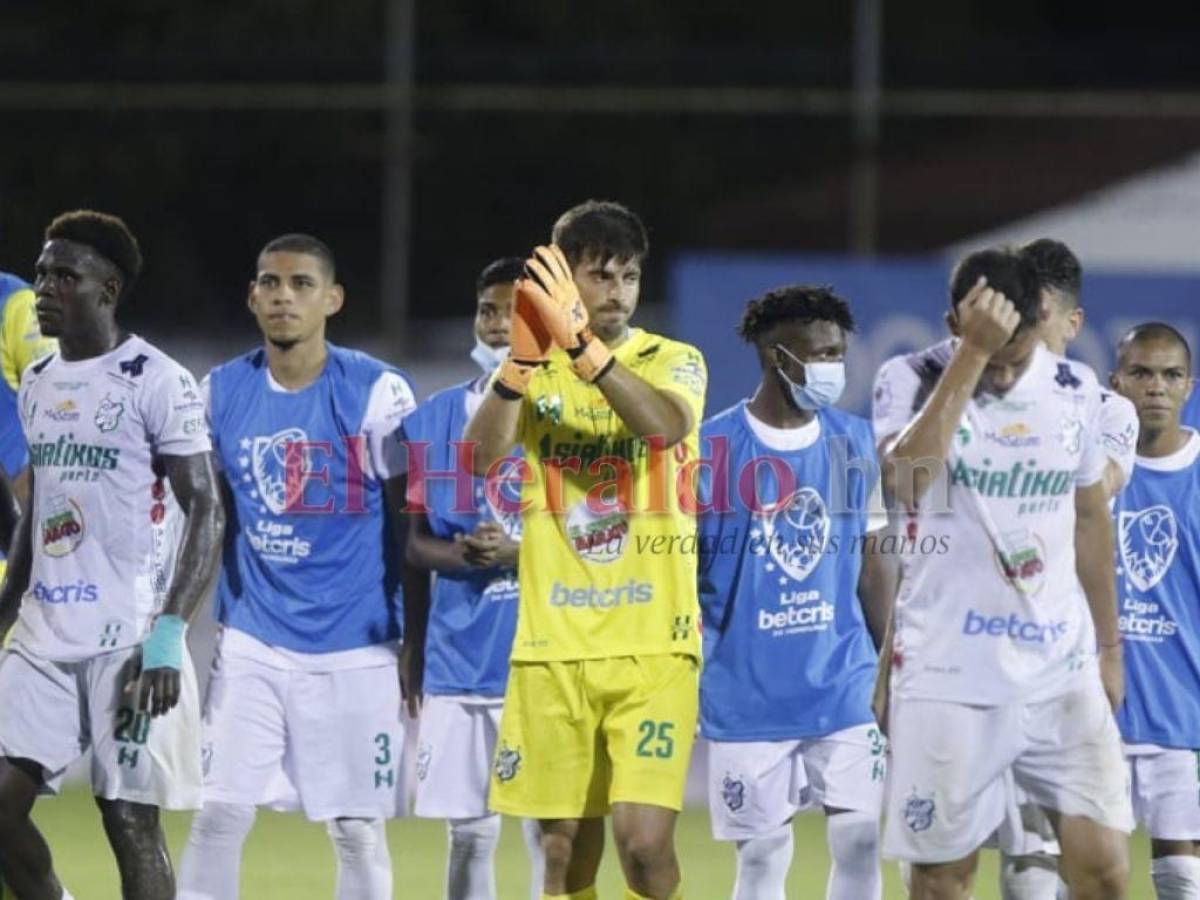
xmin=489 ymin=654 xmax=698 ymax=819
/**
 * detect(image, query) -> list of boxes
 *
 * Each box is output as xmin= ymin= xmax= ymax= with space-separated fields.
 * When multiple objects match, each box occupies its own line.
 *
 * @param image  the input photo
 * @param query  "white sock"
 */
xmin=1152 ymin=855 xmax=1200 ymax=900
xmin=61 ymin=891 xmax=76 ymax=900
xmin=327 ymin=817 xmax=392 ymax=900
xmin=520 ymin=818 xmax=546 ymax=900
xmin=177 ymin=801 xmax=257 ymax=899
xmin=733 ymin=823 xmax=793 ymax=900
xmin=826 ymin=811 xmax=882 ymax=900
xmin=447 ymin=815 xmax=502 ymax=900
xmin=999 ymin=852 xmax=1062 ymax=900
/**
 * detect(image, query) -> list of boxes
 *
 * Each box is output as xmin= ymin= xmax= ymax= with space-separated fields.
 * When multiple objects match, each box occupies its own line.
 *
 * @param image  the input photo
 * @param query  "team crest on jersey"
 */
xmin=1057 ymin=416 xmax=1082 ymax=454
xmin=416 ymin=742 xmax=432 ymax=781
xmin=534 ymin=394 xmax=563 ymax=425
xmin=566 ymin=499 xmax=629 ymax=564
xmin=494 ymin=742 xmax=521 ymax=782
xmin=41 ymin=494 xmax=85 ymax=557
xmin=756 ymin=487 xmax=830 ymax=583
xmin=721 ymin=774 xmax=746 ymax=812
xmin=478 ymin=459 xmax=524 ymax=541
xmin=94 ymin=394 xmax=125 ymax=432
xmin=904 ymin=791 xmax=935 ymax=832
xmin=1120 ymin=505 xmax=1178 ymax=592
xmin=247 ymin=427 xmax=312 ymax=515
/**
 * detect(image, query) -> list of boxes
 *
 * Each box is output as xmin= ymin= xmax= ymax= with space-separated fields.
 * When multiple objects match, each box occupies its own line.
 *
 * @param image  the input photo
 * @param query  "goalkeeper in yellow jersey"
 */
xmin=465 ymin=200 xmax=706 ymax=900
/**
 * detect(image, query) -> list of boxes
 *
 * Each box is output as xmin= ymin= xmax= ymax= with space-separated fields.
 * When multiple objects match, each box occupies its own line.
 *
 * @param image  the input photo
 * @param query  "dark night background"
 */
xmin=2 ymin=0 xmax=1199 ymax=348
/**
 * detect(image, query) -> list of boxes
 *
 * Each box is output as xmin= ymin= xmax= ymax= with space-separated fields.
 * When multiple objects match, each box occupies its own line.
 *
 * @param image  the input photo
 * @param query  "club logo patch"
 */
xmin=248 ymin=427 xmax=312 ymax=515
xmin=94 ymin=394 xmax=125 ymax=432
xmin=494 ymin=742 xmax=522 ymax=783
xmin=904 ymin=791 xmax=935 ymax=832
xmin=756 ymin=487 xmax=830 ymax=583
xmin=721 ymin=773 xmax=746 ymax=812
xmin=1120 ymin=505 xmax=1178 ymax=592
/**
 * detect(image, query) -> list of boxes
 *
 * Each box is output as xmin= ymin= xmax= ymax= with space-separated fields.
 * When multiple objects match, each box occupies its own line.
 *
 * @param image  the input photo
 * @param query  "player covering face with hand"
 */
xmin=465 ymin=200 xmax=708 ymax=900
xmin=872 ymin=247 xmax=1132 ymax=900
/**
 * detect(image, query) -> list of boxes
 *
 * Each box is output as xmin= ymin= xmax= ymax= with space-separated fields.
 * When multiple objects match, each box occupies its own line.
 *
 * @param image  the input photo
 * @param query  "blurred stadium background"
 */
xmin=4 ymin=0 xmax=1196 ymax=895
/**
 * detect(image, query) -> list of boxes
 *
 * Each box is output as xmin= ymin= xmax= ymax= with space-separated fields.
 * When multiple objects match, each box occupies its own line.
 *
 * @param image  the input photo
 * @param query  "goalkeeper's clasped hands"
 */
xmin=494 ymin=244 xmax=616 ymax=399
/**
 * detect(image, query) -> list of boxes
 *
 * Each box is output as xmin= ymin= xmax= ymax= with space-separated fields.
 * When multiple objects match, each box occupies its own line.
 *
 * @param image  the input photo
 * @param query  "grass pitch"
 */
xmin=32 ymin=785 xmax=1152 ymax=898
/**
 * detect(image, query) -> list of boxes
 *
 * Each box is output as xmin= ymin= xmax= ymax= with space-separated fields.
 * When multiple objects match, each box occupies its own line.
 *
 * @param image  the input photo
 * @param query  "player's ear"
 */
xmin=1108 ymin=370 xmax=1119 ymax=391
xmin=246 ymin=281 xmax=259 ymax=314
xmin=1068 ymin=306 xmax=1084 ymax=341
xmin=945 ymin=309 xmax=960 ymax=337
xmin=326 ymin=283 xmax=345 ymax=316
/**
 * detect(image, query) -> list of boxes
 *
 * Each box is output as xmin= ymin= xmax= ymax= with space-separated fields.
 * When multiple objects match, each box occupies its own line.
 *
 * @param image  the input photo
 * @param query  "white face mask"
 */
xmin=470 ymin=337 xmax=509 ymax=374
xmin=774 ymin=345 xmax=846 ymax=410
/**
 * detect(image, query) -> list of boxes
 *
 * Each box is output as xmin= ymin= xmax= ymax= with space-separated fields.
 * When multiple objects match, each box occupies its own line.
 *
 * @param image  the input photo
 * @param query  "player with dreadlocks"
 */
xmin=696 ymin=285 xmax=893 ymax=899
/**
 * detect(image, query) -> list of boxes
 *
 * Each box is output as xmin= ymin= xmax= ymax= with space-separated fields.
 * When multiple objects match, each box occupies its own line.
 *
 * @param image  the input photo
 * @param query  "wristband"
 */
xmin=567 ymin=332 xmax=615 ymax=383
xmin=142 ymin=613 xmax=185 ymax=671
xmin=494 ymin=358 xmax=537 ymax=398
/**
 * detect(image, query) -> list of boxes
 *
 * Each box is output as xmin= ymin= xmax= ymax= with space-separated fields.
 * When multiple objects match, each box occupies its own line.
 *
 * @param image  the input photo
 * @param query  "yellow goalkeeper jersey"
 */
xmin=511 ymin=328 xmax=707 ymax=662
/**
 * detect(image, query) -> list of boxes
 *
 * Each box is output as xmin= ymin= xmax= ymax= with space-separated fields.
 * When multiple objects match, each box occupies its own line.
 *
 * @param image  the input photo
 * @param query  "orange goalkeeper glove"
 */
xmin=494 ymin=289 xmax=552 ymax=399
xmin=522 ymin=244 xmax=615 ymax=383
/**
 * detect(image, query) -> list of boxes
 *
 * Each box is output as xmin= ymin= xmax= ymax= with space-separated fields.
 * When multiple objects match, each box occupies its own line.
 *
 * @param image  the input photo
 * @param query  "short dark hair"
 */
xmin=1020 ymin=238 xmax=1082 ymax=308
xmin=476 ymin=257 xmax=525 ymax=295
xmin=1117 ymin=321 xmax=1192 ymax=370
xmin=259 ymin=233 xmax=336 ymax=279
xmin=738 ymin=285 xmax=856 ymax=344
xmin=44 ymin=210 xmax=143 ymax=295
xmin=551 ymin=200 xmax=649 ymax=268
xmin=949 ymin=247 xmax=1042 ymax=331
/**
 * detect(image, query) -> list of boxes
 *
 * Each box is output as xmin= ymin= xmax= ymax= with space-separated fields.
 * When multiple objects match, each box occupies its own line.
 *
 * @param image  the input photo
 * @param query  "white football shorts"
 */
xmin=884 ymin=680 xmax=1133 ymax=863
xmin=200 ymin=641 xmax=407 ymax=821
xmin=0 ymin=639 xmax=202 ymax=809
xmin=413 ymin=694 xmax=504 ymax=819
xmin=707 ymin=723 xmax=887 ymax=841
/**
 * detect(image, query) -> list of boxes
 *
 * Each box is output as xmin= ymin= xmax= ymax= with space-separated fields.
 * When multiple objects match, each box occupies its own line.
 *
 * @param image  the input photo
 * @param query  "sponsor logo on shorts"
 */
xmin=961 ymin=609 xmax=1067 ymax=643
xmin=41 ymin=494 xmax=85 ymax=556
xmin=549 ymin=580 xmax=653 ymax=609
xmin=904 ymin=791 xmax=935 ymax=832
xmin=494 ymin=742 xmax=521 ymax=783
xmin=416 ymin=742 xmax=432 ymax=781
xmin=32 ymin=579 xmax=99 ymax=604
xmin=721 ymin=773 xmax=745 ymax=812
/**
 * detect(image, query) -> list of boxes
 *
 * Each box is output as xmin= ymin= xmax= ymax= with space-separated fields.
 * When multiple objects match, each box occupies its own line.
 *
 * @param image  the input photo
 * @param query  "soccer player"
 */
xmin=0 ymin=210 xmax=224 ymax=899
xmin=405 ymin=256 xmax=544 ymax=900
xmin=993 ymin=238 xmax=1141 ymax=900
xmin=698 ymin=286 xmax=892 ymax=900
xmin=176 ymin=234 xmax=418 ymax=900
xmin=1110 ymin=323 xmax=1200 ymax=899
xmin=464 ymin=200 xmax=707 ymax=900
xmin=872 ymin=246 xmax=1132 ymax=900
xmin=0 ymin=264 xmax=57 ymax=581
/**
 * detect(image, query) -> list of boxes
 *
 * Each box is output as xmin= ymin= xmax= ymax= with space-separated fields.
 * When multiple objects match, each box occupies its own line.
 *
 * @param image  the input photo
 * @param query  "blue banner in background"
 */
xmin=669 ymin=254 xmax=1200 ymax=418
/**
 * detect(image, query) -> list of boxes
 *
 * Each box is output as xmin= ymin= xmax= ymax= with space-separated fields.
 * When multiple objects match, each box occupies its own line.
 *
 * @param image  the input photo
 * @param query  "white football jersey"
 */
xmin=872 ymin=340 xmax=1108 ymax=705
xmin=14 ymin=336 xmax=210 ymax=661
